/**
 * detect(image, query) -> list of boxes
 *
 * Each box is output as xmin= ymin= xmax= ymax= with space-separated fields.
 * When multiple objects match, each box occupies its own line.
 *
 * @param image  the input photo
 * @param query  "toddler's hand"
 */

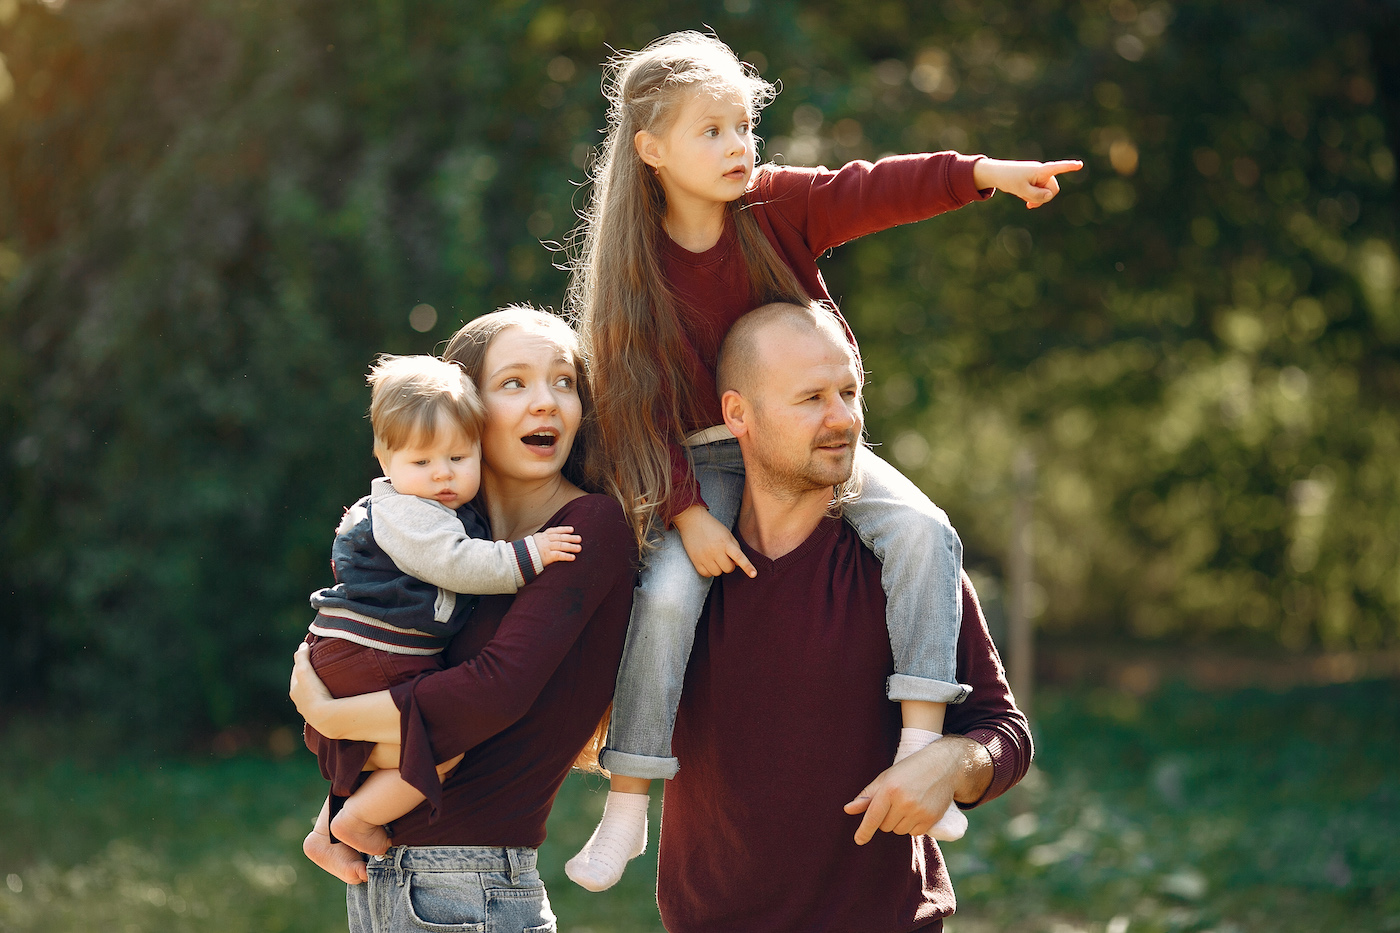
xmin=533 ymin=525 xmax=583 ymax=566
xmin=674 ymin=505 xmax=757 ymax=579
xmin=975 ymin=158 xmax=1083 ymax=208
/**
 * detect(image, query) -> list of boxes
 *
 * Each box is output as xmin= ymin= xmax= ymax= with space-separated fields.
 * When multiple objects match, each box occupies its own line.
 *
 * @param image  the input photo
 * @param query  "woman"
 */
xmin=290 ymin=306 xmax=637 ymax=932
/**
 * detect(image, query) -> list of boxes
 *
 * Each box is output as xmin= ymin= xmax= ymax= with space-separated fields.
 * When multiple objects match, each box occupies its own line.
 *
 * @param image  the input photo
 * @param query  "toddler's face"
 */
xmin=378 ymin=425 xmax=481 ymax=510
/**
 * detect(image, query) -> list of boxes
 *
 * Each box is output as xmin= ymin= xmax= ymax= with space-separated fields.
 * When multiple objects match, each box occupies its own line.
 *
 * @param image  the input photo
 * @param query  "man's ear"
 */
xmin=635 ymin=129 xmax=663 ymax=169
xmin=721 ymin=389 xmax=749 ymax=438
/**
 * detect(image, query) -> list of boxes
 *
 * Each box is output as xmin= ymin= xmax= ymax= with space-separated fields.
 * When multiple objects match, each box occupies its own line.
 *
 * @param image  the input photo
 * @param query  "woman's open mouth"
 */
xmin=521 ymin=429 xmax=559 ymax=450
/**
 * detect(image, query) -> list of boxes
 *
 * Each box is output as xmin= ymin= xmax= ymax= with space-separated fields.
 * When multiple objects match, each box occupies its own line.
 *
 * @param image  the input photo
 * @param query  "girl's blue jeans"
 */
xmin=346 ymin=845 xmax=555 ymax=933
xmin=600 ymin=438 xmax=970 ymax=781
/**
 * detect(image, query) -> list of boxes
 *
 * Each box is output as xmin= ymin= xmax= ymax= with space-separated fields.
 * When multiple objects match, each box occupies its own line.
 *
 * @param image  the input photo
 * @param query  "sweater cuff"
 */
xmin=391 ymin=674 xmax=445 ymax=822
xmin=961 ymin=724 xmax=1033 ymax=808
xmin=949 ymin=152 xmax=995 ymax=203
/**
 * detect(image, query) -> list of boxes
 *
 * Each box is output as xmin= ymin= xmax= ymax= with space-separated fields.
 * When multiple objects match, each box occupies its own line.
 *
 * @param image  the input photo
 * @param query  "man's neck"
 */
xmin=734 ymin=482 xmax=835 ymax=562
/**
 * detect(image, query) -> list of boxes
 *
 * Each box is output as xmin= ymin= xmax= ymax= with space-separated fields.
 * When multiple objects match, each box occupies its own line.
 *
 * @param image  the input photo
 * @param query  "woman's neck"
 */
xmin=477 ymin=471 xmax=584 ymax=541
xmin=663 ymin=196 xmax=729 ymax=253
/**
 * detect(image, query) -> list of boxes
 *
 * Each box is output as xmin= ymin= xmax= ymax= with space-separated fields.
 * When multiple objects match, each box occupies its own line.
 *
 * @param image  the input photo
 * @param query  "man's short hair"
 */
xmin=716 ymin=300 xmax=858 ymax=399
xmin=367 ymin=354 xmax=485 ymax=457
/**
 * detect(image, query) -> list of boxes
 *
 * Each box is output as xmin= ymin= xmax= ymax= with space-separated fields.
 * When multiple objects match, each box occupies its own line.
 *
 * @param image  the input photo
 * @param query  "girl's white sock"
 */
xmin=564 ymin=790 xmax=649 ymax=892
xmin=893 ymin=727 xmax=968 ymax=841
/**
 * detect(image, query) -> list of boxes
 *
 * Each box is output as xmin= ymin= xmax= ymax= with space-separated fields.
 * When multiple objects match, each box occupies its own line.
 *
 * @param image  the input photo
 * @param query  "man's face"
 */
xmin=743 ymin=324 xmax=863 ymax=495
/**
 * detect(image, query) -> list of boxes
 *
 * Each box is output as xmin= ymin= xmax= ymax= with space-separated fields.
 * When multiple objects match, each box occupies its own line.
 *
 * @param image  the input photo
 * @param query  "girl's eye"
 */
xmin=502 ymin=378 xmax=524 ymax=389
xmin=739 ymin=123 xmax=750 ymax=135
xmin=554 ymin=376 xmax=575 ymax=389
xmin=704 ymin=126 xmax=719 ymax=137
xmin=414 ymin=460 xmax=429 ymax=466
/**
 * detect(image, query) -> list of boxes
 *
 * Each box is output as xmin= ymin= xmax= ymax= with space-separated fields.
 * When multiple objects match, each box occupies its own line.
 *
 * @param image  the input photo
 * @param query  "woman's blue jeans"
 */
xmin=346 ymin=845 xmax=555 ymax=933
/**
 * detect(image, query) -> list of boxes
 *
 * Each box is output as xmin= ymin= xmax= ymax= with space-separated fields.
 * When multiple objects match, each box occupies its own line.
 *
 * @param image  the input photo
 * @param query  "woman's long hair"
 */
xmin=567 ymin=32 xmax=806 ymax=548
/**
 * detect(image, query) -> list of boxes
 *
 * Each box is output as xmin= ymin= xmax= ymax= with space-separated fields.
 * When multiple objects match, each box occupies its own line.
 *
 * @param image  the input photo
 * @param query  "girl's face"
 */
xmin=638 ymin=85 xmax=754 ymax=210
xmin=475 ymin=325 xmax=583 ymax=488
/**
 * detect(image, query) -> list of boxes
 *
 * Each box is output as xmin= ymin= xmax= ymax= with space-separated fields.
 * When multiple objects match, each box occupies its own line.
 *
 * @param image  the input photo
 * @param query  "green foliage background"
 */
xmin=1 ymin=0 xmax=1397 ymax=736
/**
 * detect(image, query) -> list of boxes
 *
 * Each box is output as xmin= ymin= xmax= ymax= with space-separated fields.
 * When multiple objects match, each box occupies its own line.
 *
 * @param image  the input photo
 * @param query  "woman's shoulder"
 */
xmin=552 ymin=494 xmax=633 ymax=543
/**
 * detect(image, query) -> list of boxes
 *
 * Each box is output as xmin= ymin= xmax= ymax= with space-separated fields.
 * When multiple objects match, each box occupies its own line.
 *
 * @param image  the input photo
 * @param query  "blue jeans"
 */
xmin=346 ymin=846 xmax=555 ymax=933
xmin=600 ymin=438 xmax=970 ymax=781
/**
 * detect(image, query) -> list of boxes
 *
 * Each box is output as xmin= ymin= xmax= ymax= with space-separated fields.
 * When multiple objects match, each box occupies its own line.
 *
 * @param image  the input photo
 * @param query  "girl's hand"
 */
xmin=532 ymin=525 xmax=583 ymax=567
xmin=973 ymin=158 xmax=1084 ymax=208
xmin=290 ymin=642 xmax=336 ymax=733
xmin=673 ymin=505 xmax=757 ymax=579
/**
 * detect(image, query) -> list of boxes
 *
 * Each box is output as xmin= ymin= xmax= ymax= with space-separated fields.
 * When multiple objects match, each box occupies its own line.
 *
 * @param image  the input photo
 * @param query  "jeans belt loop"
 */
xmin=392 ymin=846 xmax=406 ymax=886
xmin=505 ymin=847 xmax=520 ymax=885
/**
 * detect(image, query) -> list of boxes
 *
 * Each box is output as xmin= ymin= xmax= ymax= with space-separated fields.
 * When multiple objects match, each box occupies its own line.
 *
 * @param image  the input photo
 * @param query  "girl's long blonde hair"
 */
xmin=567 ymin=32 xmax=807 ymax=549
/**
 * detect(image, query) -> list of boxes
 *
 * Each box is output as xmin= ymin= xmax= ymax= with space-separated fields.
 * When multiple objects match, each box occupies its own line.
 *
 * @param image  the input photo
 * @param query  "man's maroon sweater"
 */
xmin=659 ymin=515 xmax=1031 ymax=932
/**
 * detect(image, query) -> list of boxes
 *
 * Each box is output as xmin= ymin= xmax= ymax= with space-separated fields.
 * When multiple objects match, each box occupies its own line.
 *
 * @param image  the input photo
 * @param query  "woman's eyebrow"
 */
xmin=486 ymin=362 xmax=530 ymax=380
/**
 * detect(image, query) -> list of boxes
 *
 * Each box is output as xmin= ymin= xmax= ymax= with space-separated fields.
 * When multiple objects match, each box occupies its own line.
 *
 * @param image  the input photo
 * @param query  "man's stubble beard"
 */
xmin=746 ymin=415 xmax=860 ymax=500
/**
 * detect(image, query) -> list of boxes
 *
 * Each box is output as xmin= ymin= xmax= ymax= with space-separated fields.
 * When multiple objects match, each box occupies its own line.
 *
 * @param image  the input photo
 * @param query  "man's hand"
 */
xmin=843 ymin=735 xmax=990 ymax=844
xmin=673 ymin=504 xmax=758 ymax=579
xmin=972 ymin=158 xmax=1084 ymax=209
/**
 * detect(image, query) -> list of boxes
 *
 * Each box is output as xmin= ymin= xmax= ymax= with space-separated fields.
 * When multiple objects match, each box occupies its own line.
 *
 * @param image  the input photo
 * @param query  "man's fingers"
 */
xmin=853 ymin=792 xmax=890 ymax=845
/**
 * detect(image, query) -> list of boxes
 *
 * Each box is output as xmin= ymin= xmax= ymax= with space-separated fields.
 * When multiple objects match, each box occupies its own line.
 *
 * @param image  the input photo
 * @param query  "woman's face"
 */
xmin=474 ymin=324 xmax=583 ymax=487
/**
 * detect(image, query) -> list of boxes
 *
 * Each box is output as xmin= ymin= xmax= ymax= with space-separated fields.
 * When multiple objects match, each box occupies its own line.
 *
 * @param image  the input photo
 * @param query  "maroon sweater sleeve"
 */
xmin=664 ymin=442 xmax=706 ymax=526
xmin=389 ymin=495 xmax=636 ymax=814
xmin=946 ymin=571 xmax=1034 ymax=807
xmin=753 ymin=151 xmax=992 ymax=258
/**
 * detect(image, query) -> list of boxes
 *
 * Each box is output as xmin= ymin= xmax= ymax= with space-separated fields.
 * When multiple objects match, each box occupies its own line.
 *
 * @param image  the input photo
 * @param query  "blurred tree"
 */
xmin=0 ymin=0 xmax=1395 ymax=738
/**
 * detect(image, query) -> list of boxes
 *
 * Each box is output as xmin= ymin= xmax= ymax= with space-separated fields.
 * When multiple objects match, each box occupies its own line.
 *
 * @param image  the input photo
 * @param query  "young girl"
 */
xmin=565 ymin=31 xmax=1081 ymax=891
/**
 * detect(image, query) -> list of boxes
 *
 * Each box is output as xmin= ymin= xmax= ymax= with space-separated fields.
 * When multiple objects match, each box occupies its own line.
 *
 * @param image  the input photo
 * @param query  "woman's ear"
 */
xmin=635 ymin=129 xmax=663 ymax=169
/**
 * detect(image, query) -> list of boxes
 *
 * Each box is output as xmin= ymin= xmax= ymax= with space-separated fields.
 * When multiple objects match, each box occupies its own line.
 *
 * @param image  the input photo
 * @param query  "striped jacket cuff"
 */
xmin=513 ymin=536 xmax=545 ymax=585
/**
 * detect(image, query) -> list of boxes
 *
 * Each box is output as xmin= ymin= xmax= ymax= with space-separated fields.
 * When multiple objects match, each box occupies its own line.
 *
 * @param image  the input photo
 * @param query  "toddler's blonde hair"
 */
xmin=367 ymin=355 xmax=485 ymax=458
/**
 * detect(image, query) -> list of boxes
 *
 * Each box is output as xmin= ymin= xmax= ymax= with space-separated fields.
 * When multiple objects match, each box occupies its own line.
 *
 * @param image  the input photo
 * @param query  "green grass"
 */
xmin=2 ymin=678 xmax=1397 ymax=932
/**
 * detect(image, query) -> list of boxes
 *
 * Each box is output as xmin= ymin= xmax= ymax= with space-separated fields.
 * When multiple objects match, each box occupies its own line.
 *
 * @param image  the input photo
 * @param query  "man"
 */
xmin=656 ymin=301 xmax=1033 ymax=932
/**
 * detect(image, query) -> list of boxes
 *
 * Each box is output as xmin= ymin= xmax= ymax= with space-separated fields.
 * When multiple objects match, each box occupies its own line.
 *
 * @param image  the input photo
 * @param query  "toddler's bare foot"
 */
xmin=303 ymin=828 xmax=369 ymax=884
xmin=330 ymin=809 xmax=392 ymax=856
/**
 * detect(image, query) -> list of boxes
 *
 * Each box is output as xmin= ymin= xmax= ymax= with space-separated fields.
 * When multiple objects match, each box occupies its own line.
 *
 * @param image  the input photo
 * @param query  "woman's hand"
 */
xmin=673 ymin=504 xmax=757 ymax=579
xmin=290 ymin=643 xmax=405 ymax=744
xmin=290 ymin=642 xmax=336 ymax=732
xmin=972 ymin=158 xmax=1084 ymax=208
